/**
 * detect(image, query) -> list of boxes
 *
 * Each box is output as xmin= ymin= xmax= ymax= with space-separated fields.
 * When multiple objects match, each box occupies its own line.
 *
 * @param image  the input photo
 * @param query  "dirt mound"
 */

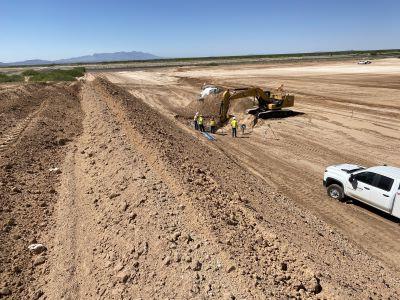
xmin=72 ymin=77 xmax=400 ymax=299
xmin=0 ymin=82 xmax=83 ymax=299
xmin=178 ymin=93 xmax=222 ymax=119
xmin=0 ymin=83 xmax=45 ymax=135
xmin=228 ymin=97 xmax=256 ymax=116
xmin=72 ymin=77 xmax=325 ymax=298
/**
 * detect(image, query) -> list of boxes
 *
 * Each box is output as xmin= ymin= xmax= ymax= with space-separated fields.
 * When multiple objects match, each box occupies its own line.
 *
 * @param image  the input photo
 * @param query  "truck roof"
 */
xmin=368 ymin=166 xmax=400 ymax=179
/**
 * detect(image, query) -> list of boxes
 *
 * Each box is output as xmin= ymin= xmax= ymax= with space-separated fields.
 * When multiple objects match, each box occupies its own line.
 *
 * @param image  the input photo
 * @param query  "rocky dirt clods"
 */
xmin=75 ymin=77 xmax=399 ymax=299
xmin=0 ymin=82 xmax=83 ymax=299
xmin=2 ymin=68 xmax=400 ymax=299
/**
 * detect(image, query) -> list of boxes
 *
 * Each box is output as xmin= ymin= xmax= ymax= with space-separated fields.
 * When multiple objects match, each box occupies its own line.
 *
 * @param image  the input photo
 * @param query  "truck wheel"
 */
xmin=327 ymin=184 xmax=344 ymax=201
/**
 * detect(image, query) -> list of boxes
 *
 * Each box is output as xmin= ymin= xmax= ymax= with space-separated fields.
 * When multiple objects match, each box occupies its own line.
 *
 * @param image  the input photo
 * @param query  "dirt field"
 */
xmin=0 ymin=82 xmax=83 ymax=298
xmin=1 ymin=59 xmax=400 ymax=299
xmin=101 ymin=58 xmax=400 ymax=270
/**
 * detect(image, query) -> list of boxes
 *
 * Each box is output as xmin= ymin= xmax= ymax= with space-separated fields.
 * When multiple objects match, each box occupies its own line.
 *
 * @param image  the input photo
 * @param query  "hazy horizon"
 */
xmin=3 ymin=47 xmax=400 ymax=64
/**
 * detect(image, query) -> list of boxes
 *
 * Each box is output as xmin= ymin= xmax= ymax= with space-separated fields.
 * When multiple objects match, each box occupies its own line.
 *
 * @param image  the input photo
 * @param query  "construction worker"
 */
xmin=210 ymin=117 xmax=216 ymax=134
xmin=198 ymin=114 xmax=205 ymax=132
xmin=231 ymin=116 xmax=238 ymax=137
xmin=193 ymin=112 xmax=199 ymax=130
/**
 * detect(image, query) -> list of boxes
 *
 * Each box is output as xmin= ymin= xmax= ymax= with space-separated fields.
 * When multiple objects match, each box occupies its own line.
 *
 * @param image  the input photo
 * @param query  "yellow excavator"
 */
xmin=218 ymin=85 xmax=295 ymax=123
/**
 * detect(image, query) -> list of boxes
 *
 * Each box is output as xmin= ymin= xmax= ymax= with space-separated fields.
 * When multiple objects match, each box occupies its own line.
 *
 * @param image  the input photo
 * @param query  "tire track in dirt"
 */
xmin=0 ymin=99 xmax=48 ymax=153
xmin=45 ymin=150 xmax=81 ymax=299
xmin=216 ymin=131 xmax=400 ymax=272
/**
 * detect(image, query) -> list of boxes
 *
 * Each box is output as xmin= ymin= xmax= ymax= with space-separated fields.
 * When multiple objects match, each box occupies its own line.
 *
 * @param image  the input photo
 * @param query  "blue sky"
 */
xmin=0 ymin=0 xmax=399 ymax=62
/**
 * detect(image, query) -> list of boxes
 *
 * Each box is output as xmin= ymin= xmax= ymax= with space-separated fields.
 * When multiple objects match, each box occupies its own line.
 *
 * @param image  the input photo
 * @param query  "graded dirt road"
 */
xmin=1 ymin=59 xmax=400 ymax=299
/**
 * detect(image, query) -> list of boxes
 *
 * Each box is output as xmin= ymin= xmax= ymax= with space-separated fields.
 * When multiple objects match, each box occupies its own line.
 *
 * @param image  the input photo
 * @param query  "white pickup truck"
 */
xmin=323 ymin=164 xmax=400 ymax=218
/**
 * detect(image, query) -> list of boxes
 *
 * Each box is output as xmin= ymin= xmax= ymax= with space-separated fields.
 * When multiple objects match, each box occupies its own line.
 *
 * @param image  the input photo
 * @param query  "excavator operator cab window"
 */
xmin=273 ymin=99 xmax=284 ymax=106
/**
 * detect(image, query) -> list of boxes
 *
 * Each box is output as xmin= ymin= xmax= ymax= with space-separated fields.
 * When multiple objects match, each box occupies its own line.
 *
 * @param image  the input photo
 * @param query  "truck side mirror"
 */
xmin=349 ymin=175 xmax=355 ymax=183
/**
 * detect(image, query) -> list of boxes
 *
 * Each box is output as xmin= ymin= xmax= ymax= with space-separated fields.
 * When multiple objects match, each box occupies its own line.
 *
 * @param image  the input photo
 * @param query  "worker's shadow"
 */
xmin=214 ymin=132 xmax=228 ymax=136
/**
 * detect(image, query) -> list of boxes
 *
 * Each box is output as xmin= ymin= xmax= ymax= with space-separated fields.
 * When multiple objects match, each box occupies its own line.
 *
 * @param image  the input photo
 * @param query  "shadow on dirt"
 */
xmin=248 ymin=110 xmax=304 ymax=127
xmin=345 ymin=198 xmax=400 ymax=224
xmin=257 ymin=110 xmax=305 ymax=120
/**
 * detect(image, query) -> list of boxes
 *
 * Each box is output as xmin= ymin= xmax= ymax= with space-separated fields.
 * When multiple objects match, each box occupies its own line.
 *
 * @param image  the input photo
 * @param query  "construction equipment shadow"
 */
xmin=257 ymin=110 xmax=304 ymax=120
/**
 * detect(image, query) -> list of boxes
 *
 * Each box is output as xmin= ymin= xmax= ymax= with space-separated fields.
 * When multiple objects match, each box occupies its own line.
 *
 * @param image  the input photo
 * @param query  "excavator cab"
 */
xmin=248 ymin=89 xmax=295 ymax=117
xmin=255 ymin=90 xmax=271 ymax=109
xmin=267 ymin=93 xmax=294 ymax=110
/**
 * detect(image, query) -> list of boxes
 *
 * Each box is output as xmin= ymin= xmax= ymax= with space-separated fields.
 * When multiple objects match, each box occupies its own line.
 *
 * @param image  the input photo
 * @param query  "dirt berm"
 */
xmin=0 ymin=82 xmax=83 ymax=299
xmin=43 ymin=77 xmax=398 ymax=299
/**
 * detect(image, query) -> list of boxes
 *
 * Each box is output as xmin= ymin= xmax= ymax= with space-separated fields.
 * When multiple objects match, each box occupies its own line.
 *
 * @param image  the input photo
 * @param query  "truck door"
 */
xmin=347 ymin=171 xmax=376 ymax=202
xmin=368 ymin=174 xmax=395 ymax=212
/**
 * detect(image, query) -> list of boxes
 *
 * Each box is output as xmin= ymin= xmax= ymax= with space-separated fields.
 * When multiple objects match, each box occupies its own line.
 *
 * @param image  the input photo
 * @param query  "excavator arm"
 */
xmin=219 ymin=87 xmax=270 ymax=123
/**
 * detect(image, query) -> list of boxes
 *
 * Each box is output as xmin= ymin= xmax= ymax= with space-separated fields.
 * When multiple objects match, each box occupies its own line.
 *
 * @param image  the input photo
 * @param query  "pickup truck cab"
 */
xmin=323 ymin=164 xmax=400 ymax=218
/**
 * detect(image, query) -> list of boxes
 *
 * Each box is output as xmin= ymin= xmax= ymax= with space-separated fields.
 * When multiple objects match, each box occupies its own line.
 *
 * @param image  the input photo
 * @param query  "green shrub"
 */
xmin=0 ymin=73 xmax=24 ymax=83
xmin=29 ymin=72 xmax=75 ymax=82
xmin=28 ymin=67 xmax=86 ymax=82
xmin=21 ymin=69 xmax=39 ymax=76
xmin=67 ymin=67 xmax=85 ymax=77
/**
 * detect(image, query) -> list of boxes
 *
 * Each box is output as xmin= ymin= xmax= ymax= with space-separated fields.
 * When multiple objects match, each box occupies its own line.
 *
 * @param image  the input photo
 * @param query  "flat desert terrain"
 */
xmin=102 ymin=58 xmax=400 ymax=271
xmin=1 ymin=58 xmax=400 ymax=299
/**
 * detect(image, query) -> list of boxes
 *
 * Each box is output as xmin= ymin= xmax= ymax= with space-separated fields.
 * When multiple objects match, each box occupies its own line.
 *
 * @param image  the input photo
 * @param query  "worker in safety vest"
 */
xmin=210 ymin=117 xmax=216 ymax=134
xmin=198 ymin=114 xmax=205 ymax=132
xmin=193 ymin=112 xmax=199 ymax=130
xmin=231 ymin=116 xmax=238 ymax=137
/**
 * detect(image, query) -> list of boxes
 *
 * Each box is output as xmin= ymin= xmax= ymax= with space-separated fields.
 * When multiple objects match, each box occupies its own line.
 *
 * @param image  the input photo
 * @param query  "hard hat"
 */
xmin=233 ymin=116 xmax=236 ymax=120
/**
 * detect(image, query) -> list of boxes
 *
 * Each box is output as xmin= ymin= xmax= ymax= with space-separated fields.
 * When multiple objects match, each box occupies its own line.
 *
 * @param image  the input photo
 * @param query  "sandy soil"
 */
xmin=0 ymin=82 xmax=83 ymax=299
xmin=1 ymin=58 xmax=400 ymax=299
xmin=100 ymin=58 xmax=400 ymax=280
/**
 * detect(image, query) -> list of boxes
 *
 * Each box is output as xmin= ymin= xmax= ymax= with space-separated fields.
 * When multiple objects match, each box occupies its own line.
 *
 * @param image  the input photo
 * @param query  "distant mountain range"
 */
xmin=0 ymin=51 xmax=160 ymax=66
